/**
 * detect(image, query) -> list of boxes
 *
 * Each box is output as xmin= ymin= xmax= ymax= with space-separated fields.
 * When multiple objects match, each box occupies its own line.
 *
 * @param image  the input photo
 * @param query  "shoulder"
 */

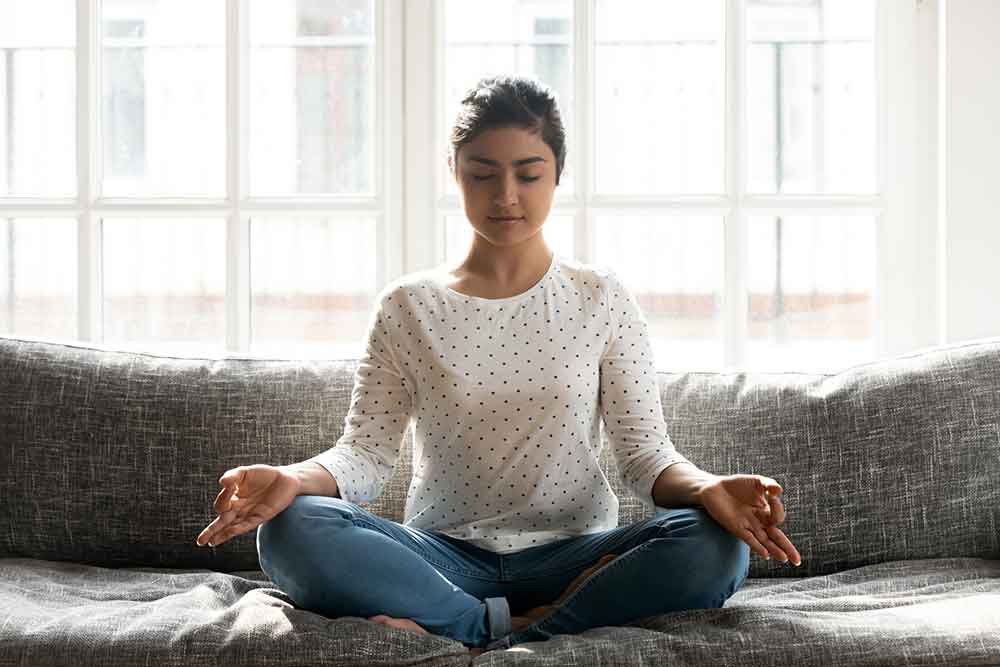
xmin=375 ymin=267 xmax=451 ymax=307
xmin=556 ymin=256 xmax=625 ymax=300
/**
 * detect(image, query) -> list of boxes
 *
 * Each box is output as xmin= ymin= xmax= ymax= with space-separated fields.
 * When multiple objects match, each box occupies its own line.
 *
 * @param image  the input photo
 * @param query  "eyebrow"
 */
xmin=467 ymin=156 xmax=547 ymax=167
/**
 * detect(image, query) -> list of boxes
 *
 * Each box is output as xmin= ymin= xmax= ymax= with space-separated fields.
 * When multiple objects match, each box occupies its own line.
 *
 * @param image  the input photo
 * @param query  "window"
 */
xmin=433 ymin=0 xmax=883 ymax=372
xmin=1 ymin=0 xmax=930 ymax=372
xmin=0 ymin=0 xmax=387 ymax=358
xmin=0 ymin=0 xmax=76 ymax=197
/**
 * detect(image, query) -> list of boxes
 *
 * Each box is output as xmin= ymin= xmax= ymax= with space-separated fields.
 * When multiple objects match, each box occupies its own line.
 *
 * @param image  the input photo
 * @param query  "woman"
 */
xmin=195 ymin=74 xmax=801 ymax=655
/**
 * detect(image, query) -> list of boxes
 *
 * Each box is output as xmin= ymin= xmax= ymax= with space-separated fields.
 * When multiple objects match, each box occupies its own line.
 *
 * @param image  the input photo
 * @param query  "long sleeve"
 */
xmin=599 ymin=269 xmax=692 ymax=511
xmin=305 ymin=291 xmax=413 ymax=504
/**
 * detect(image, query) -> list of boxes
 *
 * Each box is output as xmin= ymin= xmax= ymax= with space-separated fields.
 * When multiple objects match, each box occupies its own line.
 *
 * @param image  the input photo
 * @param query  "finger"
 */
xmin=738 ymin=527 xmax=770 ymax=560
xmin=750 ymin=522 xmax=789 ymax=562
xmin=753 ymin=478 xmax=774 ymax=513
xmin=197 ymin=506 xmax=241 ymax=546
xmin=766 ymin=526 xmax=802 ymax=565
xmin=766 ymin=493 xmax=786 ymax=525
xmin=207 ymin=514 xmax=265 ymax=547
xmin=753 ymin=504 xmax=774 ymax=526
xmin=760 ymin=477 xmax=783 ymax=495
xmin=196 ymin=513 xmax=229 ymax=546
xmin=213 ymin=484 xmax=236 ymax=513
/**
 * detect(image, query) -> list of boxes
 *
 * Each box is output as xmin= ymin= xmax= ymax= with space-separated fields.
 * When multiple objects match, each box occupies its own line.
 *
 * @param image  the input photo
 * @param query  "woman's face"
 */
xmin=450 ymin=125 xmax=558 ymax=249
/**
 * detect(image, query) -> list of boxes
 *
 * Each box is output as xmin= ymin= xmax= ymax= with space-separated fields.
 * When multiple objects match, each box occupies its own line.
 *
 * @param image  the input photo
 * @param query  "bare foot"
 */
xmin=368 ymin=614 xmax=430 ymax=636
xmin=370 ymin=615 xmax=488 ymax=656
xmin=369 ymin=555 xmax=617 ymax=650
xmin=511 ymin=612 xmax=544 ymax=632
xmin=511 ymin=553 xmax=618 ymax=631
xmin=555 ymin=553 xmax=618 ymax=605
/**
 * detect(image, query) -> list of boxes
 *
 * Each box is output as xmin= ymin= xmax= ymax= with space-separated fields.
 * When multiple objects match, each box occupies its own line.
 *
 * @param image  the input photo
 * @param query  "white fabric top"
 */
xmin=307 ymin=252 xmax=692 ymax=554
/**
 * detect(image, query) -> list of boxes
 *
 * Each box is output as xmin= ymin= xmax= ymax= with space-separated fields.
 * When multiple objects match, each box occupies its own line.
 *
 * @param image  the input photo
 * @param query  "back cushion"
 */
xmin=657 ymin=342 xmax=1000 ymax=578
xmin=2 ymin=336 xmax=998 ymax=577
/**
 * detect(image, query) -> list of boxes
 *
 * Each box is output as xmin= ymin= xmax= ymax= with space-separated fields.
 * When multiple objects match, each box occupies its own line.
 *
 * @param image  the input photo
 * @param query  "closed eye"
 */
xmin=472 ymin=175 xmax=540 ymax=182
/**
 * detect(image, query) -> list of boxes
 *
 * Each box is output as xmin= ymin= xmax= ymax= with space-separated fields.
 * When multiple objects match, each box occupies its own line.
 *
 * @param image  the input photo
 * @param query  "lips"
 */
xmin=489 ymin=216 xmax=524 ymax=223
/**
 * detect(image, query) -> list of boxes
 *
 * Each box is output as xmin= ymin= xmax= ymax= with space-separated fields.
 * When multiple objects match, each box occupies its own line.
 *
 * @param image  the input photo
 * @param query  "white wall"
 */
xmin=944 ymin=0 xmax=1000 ymax=343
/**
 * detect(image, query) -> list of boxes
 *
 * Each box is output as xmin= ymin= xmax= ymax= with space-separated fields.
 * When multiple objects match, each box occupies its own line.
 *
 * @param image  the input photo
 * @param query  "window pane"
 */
xmin=0 ymin=1 xmax=76 ymax=197
xmin=445 ymin=214 xmax=574 ymax=267
xmin=250 ymin=217 xmax=375 ymax=357
xmin=747 ymin=215 xmax=876 ymax=372
xmin=443 ymin=0 xmax=575 ymax=197
xmin=746 ymin=0 xmax=877 ymax=194
xmin=249 ymin=0 xmax=375 ymax=196
xmin=101 ymin=0 xmax=225 ymax=197
xmin=0 ymin=218 xmax=77 ymax=338
xmin=595 ymin=0 xmax=723 ymax=195
xmin=102 ymin=219 xmax=226 ymax=352
xmin=593 ymin=215 xmax=724 ymax=371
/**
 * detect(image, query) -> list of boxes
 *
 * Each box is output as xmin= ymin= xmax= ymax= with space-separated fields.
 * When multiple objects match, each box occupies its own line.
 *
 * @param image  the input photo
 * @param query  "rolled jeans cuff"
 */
xmin=484 ymin=596 xmax=511 ymax=641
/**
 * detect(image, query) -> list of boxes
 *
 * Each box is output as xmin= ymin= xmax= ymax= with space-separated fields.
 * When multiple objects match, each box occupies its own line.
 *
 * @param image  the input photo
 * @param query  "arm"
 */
xmin=283 ymin=461 xmax=341 ymax=498
xmin=598 ymin=269 xmax=698 ymax=510
xmin=303 ymin=291 xmax=413 ymax=504
xmin=651 ymin=460 xmax=720 ymax=508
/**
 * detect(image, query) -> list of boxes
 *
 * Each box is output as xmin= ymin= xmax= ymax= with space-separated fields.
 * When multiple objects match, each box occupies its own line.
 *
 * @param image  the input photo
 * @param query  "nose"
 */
xmin=492 ymin=173 xmax=519 ymax=206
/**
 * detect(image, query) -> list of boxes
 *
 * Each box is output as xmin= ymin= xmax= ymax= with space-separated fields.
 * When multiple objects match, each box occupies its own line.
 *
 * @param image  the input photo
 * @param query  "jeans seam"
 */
xmin=343 ymin=515 xmax=487 ymax=579
xmin=513 ymin=538 xmax=662 ymax=637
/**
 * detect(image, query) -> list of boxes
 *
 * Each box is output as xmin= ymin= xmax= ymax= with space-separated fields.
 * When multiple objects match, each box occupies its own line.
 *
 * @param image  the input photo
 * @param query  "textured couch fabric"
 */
xmin=1 ymin=334 xmax=999 ymax=665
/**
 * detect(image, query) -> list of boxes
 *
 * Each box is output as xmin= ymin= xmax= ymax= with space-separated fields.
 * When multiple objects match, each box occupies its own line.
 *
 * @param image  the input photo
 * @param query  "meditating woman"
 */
xmin=195 ymin=73 xmax=801 ymax=655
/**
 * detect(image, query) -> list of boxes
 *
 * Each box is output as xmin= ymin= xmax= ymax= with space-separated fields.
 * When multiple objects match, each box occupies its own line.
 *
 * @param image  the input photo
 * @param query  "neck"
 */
xmin=458 ymin=241 xmax=553 ymax=287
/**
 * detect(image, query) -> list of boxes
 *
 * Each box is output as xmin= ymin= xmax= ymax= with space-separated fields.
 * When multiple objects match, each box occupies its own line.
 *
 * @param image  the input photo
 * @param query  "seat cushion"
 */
xmin=1 ymin=556 xmax=998 ymax=665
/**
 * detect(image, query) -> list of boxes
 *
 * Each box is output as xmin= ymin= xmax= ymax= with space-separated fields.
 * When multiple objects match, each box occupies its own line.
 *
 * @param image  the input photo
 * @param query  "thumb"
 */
xmin=758 ymin=476 xmax=783 ymax=495
xmin=219 ymin=467 xmax=246 ymax=488
xmin=753 ymin=478 xmax=770 ymax=507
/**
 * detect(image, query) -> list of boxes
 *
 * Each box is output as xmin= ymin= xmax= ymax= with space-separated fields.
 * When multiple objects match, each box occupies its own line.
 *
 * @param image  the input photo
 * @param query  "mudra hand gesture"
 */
xmin=196 ymin=464 xmax=300 ymax=548
xmin=699 ymin=474 xmax=802 ymax=566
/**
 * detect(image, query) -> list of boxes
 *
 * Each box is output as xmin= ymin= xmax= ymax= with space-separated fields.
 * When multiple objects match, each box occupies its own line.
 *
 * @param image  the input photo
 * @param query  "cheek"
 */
xmin=459 ymin=183 xmax=485 ymax=206
xmin=526 ymin=184 xmax=554 ymax=210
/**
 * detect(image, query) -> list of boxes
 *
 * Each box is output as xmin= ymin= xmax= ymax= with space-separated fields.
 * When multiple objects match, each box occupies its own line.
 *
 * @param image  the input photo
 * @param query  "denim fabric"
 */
xmin=256 ymin=495 xmax=750 ymax=650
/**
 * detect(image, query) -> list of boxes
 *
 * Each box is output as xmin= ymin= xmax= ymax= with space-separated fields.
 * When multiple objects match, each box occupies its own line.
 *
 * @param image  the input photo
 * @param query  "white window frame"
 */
xmin=1 ymin=0 xmax=404 ymax=357
xmin=0 ymin=0 xmax=940 ymax=369
xmin=406 ymin=0 xmax=940 ymax=372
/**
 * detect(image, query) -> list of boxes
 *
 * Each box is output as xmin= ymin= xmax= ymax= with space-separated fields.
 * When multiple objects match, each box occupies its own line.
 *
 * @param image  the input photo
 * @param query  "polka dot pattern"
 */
xmin=307 ymin=254 xmax=691 ymax=554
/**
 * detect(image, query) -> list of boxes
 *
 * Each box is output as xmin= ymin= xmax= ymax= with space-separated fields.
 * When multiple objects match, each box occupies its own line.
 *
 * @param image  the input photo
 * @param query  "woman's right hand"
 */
xmin=196 ymin=464 xmax=301 ymax=548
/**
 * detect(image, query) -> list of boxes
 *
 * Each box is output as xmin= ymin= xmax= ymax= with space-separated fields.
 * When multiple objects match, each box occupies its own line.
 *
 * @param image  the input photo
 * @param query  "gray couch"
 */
xmin=2 ymin=334 xmax=999 ymax=666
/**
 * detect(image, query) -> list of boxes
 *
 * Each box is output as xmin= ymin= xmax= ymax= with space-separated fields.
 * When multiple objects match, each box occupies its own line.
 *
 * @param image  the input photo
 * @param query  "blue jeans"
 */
xmin=256 ymin=495 xmax=750 ymax=651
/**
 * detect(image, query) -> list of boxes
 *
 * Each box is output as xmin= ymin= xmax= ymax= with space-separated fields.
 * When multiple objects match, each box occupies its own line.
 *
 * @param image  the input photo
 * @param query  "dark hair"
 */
xmin=449 ymin=74 xmax=567 ymax=185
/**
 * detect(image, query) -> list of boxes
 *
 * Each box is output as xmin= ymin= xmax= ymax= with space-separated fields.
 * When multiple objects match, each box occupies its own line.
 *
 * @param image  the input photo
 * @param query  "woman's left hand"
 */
xmin=697 ymin=474 xmax=802 ymax=566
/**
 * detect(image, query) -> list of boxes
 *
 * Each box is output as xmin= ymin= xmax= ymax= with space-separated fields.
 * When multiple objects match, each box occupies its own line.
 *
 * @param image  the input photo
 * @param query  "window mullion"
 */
xmin=724 ymin=0 xmax=747 ymax=370
xmin=226 ymin=0 xmax=249 ymax=352
xmin=78 ymin=0 xmax=100 ymax=344
xmin=382 ymin=0 xmax=405 ymax=289
xmin=875 ymin=0 xmax=890 ymax=360
xmin=405 ymin=0 xmax=437 ymax=274
xmin=575 ymin=0 xmax=593 ymax=262
xmin=881 ymin=0 xmax=942 ymax=356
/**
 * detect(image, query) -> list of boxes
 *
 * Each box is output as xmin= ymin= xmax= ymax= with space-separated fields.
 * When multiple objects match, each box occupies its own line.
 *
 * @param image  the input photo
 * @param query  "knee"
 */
xmin=695 ymin=508 xmax=749 ymax=582
xmin=652 ymin=507 xmax=749 ymax=593
xmin=257 ymin=495 xmax=357 ymax=564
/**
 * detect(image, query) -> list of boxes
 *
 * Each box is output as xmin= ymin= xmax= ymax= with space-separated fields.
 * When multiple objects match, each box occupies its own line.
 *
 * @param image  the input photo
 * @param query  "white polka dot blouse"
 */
xmin=306 ymin=252 xmax=692 ymax=554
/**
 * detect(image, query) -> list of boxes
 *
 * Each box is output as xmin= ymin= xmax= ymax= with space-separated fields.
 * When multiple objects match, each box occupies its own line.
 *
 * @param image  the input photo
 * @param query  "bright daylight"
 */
xmin=2 ymin=1 xmax=999 ymax=665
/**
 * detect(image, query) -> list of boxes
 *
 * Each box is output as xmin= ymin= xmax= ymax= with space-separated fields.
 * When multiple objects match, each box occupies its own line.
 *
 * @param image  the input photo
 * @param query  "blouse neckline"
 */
xmin=443 ymin=253 xmax=558 ymax=305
